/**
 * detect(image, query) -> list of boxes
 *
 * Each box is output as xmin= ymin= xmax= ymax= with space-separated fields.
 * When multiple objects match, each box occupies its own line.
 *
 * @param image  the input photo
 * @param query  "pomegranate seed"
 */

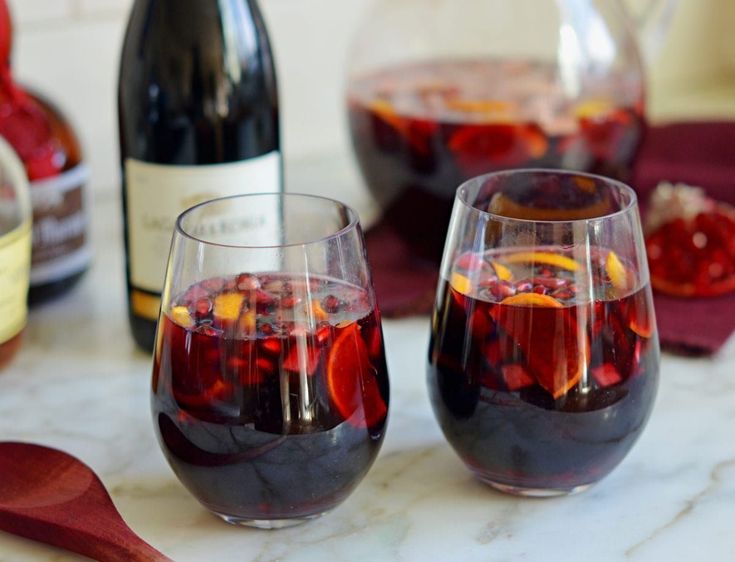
xmin=279 ymin=295 xmax=302 ymax=309
xmin=260 ymin=323 xmax=274 ymax=336
xmin=256 ymin=357 xmax=276 ymax=376
xmin=532 ymin=285 xmax=547 ymax=295
xmin=316 ymin=324 xmax=331 ymax=345
xmin=539 ymin=267 xmax=554 ymax=278
xmin=322 ymin=295 xmax=341 ymax=313
xmin=532 ymin=277 xmax=567 ymax=289
xmin=194 ymin=298 xmax=213 ymax=316
xmin=591 ymin=363 xmax=623 ymax=387
xmin=260 ymin=339 xmax=282 ymax=357
xmin=456 ymin=252 xmax=483 ymax=271
xmin=478 ymin=275 xmax=500 ymax=288
xmin=514 ymin=279 xmax=533 ymax=293
xmin=227 ymin=357 xmax=249 ymax=371
xmin=236 ymin=273 xmax=260 ymax=291
xmin=501 ymin=364 xmax=535 ymax=391
xmin=484 ymin=280 xmax=516 ymax=300
xmin=551 ymin=288 xmax=574 ymax=300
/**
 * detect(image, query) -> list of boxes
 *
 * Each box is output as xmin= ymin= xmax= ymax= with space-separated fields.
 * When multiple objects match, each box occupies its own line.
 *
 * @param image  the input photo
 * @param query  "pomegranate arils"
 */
xmin=194 ymin=298 xmax=213 ymax=317
xmin=260 ymin=338 xmax=282 ymax=357
xmin=282 ymin=345 xmax=323 ymax=375
xmin=501 ymin=364 xmax=535 ymax=391
xmin=532 ymin=277 xmax=567 ymax=289
xmin=316 ymin=324 xmax=332 ymax=345
xmin=482 ymin=279 xmax=516 ymax=300
xmin=236 ymin=273 xmax=261 ymax=291
xmin=551 ymin=288 xmax=574 ymax=300
xmin=645 ymin=183 xmax=735 ymax=297
xmin=279 ymin=295 xmax=301 ymax=309
xmin=322 ymin=294 xmax=341 ymax=313
xmin=592 ymin=363 xmax=623 ymax=388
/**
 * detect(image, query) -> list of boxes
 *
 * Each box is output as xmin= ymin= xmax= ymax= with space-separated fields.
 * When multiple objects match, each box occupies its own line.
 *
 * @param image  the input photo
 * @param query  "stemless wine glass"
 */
xmin=152 ymin=193 xmax=390 ymax=528
xmin=427 ymin=170 xmax=659 ymax=496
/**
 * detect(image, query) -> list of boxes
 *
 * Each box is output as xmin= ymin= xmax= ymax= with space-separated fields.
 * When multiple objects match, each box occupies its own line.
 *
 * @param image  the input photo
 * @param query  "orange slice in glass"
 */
xmin=450 ymin=272 xmax=473 ymax=296
xmin=213 ymin=292 xmax=245 ymax=321
xmin=500 ymin=293 xmax=563 ymax=308
xmin=501 ymin=251 xmax=580 ymax=272
xmin=170 ymin=306 xmax=194 ymax=328
xmin=490 ymin=261 xmax=513 ymax=281
xmin=493 ymin=293 xmax=587 ymax=399
xmin=326 ymin=323 xmax=387 ymax=428
xmin=605 ymin=250 xmax=629 ymax=290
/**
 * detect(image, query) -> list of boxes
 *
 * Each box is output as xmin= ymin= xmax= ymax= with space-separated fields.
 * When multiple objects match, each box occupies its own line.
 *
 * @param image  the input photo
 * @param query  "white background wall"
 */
xmin=8 ymin=0 xmax=735 ymax=195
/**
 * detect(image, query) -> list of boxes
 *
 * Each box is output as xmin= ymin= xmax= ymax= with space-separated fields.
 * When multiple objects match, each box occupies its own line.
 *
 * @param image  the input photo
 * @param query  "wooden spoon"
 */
xmin=0 ymin=442 xmax=171 ymax=561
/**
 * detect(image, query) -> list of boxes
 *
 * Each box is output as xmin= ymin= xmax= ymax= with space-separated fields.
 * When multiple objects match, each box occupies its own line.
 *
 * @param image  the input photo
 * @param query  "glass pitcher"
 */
xmin=346 ymin=0 xmax=677 ymax=261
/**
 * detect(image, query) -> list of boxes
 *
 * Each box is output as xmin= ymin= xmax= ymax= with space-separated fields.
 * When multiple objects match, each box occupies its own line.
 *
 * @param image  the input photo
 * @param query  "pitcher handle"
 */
xmin=626 ymin=0 xmax=679 ymax=63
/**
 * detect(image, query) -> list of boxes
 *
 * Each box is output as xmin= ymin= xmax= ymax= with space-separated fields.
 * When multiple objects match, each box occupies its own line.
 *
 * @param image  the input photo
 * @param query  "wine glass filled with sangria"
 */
xmin=151 ymin=193 xmax=389 ymax=528
xmin=427 ymin=170 xmax=659 ymax=496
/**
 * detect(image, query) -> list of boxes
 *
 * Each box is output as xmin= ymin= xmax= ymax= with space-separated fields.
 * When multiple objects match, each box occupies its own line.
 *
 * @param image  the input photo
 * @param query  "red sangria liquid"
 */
xmin=348 ymin=60 xmax=645 ymax=260
xmin=427 ymin=248 xmax=659 ymax=494
xmin=152 ymin=273 xmax=389 ymax=524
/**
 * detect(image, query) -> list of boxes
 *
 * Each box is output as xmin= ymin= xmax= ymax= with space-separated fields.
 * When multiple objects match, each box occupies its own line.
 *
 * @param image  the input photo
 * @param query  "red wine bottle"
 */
xmin=118 ymin=0 xmax=281 ymax=351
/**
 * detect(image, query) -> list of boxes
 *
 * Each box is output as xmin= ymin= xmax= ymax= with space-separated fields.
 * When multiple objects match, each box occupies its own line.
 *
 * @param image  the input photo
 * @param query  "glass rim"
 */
xmin=456 ymin=169 xmax=639 ymax=225
xmin=175 ymin=192 xmax=361 ymax=249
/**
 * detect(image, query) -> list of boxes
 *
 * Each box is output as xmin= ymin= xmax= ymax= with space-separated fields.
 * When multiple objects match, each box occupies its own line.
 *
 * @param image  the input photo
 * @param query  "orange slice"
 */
xmin=490 ymin=261 xmax=513 ymax=281
xmin=500 ymin=293 xmax=563 ymax=308
xmin=445 ymin=98 xmax=516 ymax=114
xmin=213 ymin=292 xmax=245 ymax=321
xmin=450 ymin=272 xmax=473 ymax=296
xmin=326 ymin=323 xmax=387 ymax=428
xmin=170 ymin=306 xmax=194 ymax=328
xmin=574 ymin=98 xmax=614 ymax=120
xmin=310 ymin=299 xmax=329 ymax=322
xmin=492 ymin=296 xmax=588 ymax=399
xmin=606 ymin=251 xmax=629 ymax=290
xmin=500 ymin=251 xmax=580 ymax=272
xmin=369 ymin=99 xmax=405 ymax=132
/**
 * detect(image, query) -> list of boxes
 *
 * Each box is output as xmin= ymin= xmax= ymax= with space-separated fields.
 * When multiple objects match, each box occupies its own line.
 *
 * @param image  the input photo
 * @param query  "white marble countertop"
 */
xmin=1 ymin=181 xmax=735 ymax=562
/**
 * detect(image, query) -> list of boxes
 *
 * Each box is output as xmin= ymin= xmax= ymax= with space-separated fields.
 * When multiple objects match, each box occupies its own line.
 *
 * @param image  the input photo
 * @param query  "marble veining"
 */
xmin=0 ymin=191 xmax=734 ymax=561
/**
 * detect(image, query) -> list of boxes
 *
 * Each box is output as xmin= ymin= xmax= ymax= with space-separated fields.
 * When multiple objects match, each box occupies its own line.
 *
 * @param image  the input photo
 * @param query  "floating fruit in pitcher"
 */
xmin=645 ymin=183 xmax=735 ymax=297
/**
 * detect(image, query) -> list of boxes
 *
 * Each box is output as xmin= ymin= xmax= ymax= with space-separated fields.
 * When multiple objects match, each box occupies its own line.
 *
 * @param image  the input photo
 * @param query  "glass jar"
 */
xmin=346 ymin=0 xmax=677 ymax=262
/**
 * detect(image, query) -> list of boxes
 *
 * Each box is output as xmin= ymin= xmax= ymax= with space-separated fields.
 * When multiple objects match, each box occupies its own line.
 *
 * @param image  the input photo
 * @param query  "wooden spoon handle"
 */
xmin=0 ymin=510 xmax=173 ymax=562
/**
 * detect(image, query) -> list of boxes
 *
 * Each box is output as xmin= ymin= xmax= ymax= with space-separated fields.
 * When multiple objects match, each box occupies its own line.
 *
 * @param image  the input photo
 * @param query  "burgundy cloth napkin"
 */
xmin=365 ymin=121 xmax=735 ymax=355
xmin=632 ymin=122 xmax=735 ymax=355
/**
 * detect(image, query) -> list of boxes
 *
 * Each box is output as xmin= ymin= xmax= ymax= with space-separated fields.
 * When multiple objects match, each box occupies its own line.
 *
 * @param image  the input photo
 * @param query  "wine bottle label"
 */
xmin=0 ymin=220 xmax=31 ymax=344
xmin=29 ymin=163 xmax=92 ymax=286
xmin=125 ymin=152 xmax=281 ymax=319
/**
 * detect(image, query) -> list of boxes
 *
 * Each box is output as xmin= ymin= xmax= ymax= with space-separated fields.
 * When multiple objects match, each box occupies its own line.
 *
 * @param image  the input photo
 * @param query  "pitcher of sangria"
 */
xmin=346 ymin=0 xmax=678 ymax=261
